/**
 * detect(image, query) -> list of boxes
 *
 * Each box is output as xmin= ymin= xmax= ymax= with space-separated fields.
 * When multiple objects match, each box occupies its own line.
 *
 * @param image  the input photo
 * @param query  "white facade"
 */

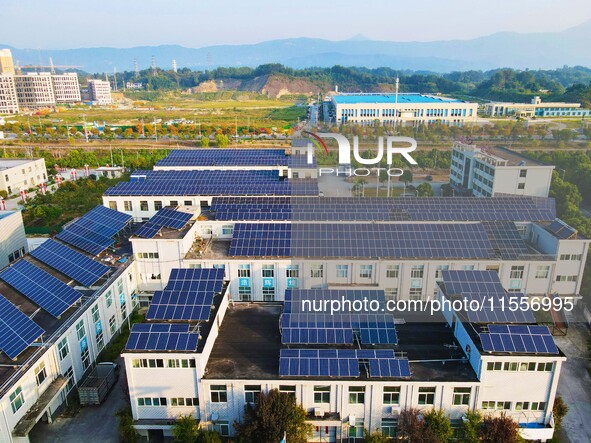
xmin=329 ymin=93 xmax=478 ymax=126
xmin=0 ymin=74 xmax=18 ymax=114
xmin=0 ymin=158 xmax=48 ymax=196
xmin=87 ymin=79 xmax=112 ymax=105
xmin=14 ymin=73 xmax=56 ymax=109
xmin=51 ymin=73 xmax=81 ymax=104
xmin=0 ymin=211 xmax=27 ymax=270
xmin=450 ymin=142 xmax=554 ymax=197
xmin=484 ymin=97 xmax=590 ymax=118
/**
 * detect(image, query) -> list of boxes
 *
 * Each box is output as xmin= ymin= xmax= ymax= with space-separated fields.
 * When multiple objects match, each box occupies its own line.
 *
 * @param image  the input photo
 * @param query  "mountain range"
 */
xmin=3 ymin=20 xmax=591 ymax=73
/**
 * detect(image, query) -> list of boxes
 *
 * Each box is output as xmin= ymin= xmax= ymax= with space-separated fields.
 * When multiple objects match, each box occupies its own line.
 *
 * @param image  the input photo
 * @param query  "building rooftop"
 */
xmin=204 ymin=303 xmax=477 ymax=382
xmin=0 ymin=158 xmax=41 ymax=170
xmin=454 ymin=142 xmax=548 ymax=167
xmin=332 ymin=93 xmax=464 ymax=105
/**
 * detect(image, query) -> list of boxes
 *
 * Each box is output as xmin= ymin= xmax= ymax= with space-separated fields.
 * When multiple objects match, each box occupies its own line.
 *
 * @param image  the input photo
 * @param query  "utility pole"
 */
xmin=393 ymin=77 xmax=399 ymax=131
xmin=82 ymin=115 xmax=89 ymax=143
xmin=154 ymin=117 xmax=158 ymax=141
xmin=110 ymin=144 xmax=114 ymax=165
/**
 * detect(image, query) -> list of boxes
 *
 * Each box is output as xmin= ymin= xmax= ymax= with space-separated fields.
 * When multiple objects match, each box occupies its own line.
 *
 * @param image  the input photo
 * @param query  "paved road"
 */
xmin=29 ymin=365 xmax=128 ymax=443
xmin=553 ymin=315 xmax=591 ymax=443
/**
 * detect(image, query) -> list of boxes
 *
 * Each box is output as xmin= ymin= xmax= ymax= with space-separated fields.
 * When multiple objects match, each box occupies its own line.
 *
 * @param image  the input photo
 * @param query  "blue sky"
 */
xmin=3 ymin=0 xmax=591 ymax=49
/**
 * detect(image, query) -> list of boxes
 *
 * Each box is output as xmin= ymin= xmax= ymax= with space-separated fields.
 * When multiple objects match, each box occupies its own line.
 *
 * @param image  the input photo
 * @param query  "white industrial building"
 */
xmin=87 ymin=79 xmax=113 ymax=105
xmin=0 ymin=158 xmax=48 ymax=196
xmin=327 ymin=93 xmax=478 ymax=126
xmin=450 ymin=141 xmax=555 ymax=198
xmin=51 ymin=73 xmax=82 ymax=103
xmin=13 ymin=73 xmax=56 ymax=109
xmin=0 ymin=211 xmax=27 ymax=269
xmin=0 ymin=73 xmax=19 ymax=114
xmin=484 ymin=96 xmax=591 ymax=118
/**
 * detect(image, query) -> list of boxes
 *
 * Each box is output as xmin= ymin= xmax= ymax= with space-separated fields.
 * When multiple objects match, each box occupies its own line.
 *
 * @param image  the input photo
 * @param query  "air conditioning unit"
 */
xmin=349 ymin=415 xmax=356 ymax=426
xmin=391 ymin=407 xmax=401 ymax=415
xmin=314 ymin=408 xmax=324 ymax=417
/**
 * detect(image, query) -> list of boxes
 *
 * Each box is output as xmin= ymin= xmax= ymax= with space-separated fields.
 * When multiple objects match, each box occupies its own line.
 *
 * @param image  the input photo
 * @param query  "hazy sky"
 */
xmin=3 ymin=0 xmax=591 ymax=49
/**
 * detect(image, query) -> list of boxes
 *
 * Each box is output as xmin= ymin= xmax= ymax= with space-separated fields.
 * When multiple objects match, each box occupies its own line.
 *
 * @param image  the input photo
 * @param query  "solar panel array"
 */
xmin=482 ymin=221 xmax=530 ymax=260
xmin=547 ymin=219 xmax=577 ymax=239
xmin=282 ymin=289 xmax=397 ymax=345
xmin=210 ymin=196 xmax=556 ymax=222
xmin=480 ymin=324 xmax=558 ymax=354
xmin=126 ymin=323 xmax=199 ymax=352
xmin=57 ymin=205 xmax=132 ymax=255
xmin=0 ymin=294 xmax=45 ymax=359
xmin=156 ymin=149 xmax=289 ymax=167
xmin=229 ymin=223 xmax=496 ymax=259
xmin=135 ymin=208 xmax=193 ymax=238
xmin=279 ymin=349 xmax=411 ymax=378
xmin=104 ymin=170 xmax=318 ymax=196
xmin=30 ymin=239 xmax=110 ymax=287
xmin=0 ymin=260 xmax=82 ymax=317
xmin=146 ymin=268 xmax=225 ymax=321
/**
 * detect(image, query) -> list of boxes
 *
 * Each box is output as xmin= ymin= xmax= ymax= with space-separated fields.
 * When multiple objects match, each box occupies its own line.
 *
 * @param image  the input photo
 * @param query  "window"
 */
xmin=418 ymin=387 xmax=436 ymax=405
xmin=170 ymin=200 xmax=178 ymax=207
xmin=64 ymin=367 xmax=75 ymax=393
xmin=35 ymin=362 xmax=47 ymax=386
xmin=519 ymin=169 xmax=527 ymax=178
xmin=383 ymin=386 xmax=400 ymax=405
xmin=154 ymin=201 xmax=163 ymax=210
xmin=435 ymin=265 xmax=449 ymax=279
xmin=348 ymin=386 xmax=365 ymax=404
xmin=218 ymin=420 xmax=230 ymax=437
xmin=140 ymin=201 xmax=149 ymax=211
xmin=517 ymin=183 xmax=525 ymax=190
xmin=262 ymin=264 xmax=274 ymax=278
xmin=531 ymin=402 xmax=546 ymax=411
xmin=109 ymin=315 xmax=116 ymax=335
xmin=167 ymin=359 xmax=180 ymax=368
xmin=123 ymin=201 xmax=132 ymax=211
xmin=76 ymin=320 xmax=85 ymax=340
xmin=510 ymin=266 xmax=524 ymax=279
xmin=238 ymin=264 xmax=250 ymax=278
xmin=105 ymin=290 xmax=113 ymax=308
xmin=91 ymin=305 xmax=100 ymax=323
xmin=384 ymin=288 xmax=398 ymax=301
xmin=537 ymin=362 xmax=553 ymax=372
xmin=262 ymin=287 xmax=275 ymax=301
xmin=515 ymin=402 xmax=530 ymax=411
xmin=184 ymin=200 xmax=192 ymax=206
xmin=81 ymin=347 xmax=90 ymax=370
xmin=279 ymin=385 xmax=296 ymax=398
xmin=556 ymin=275 xmax=577 ymax=282
xmin=58 ymin=337 xmax=69 ymax=361
xmin=409 ymin=288 xmax=422 ymax=299
xmin=244 ymin=385 xmax=261 ymax=404
xmin=9 ymin=386 xmax=24 ymax=413
xmin=181 ymin=359 xmax=196 ymax=368
xmin=286 ymin=265 xmax=299 ymax=278
xmin=536 ymin=266 xmax=550 ymax=279
xmin=503 ymin=362 xmax=518 ymax=371
xmin=314 ymin=385 xmax=330 ymax=403
xmin=381 ymin=418 xmax=398 ymax=438
xmin=310 ymin=264 xmax=323 ymax=278
xmin=462 ymin=265 xmax=475 ymax=271
xmin=348 ymin=419 xmax=364 ymax=439
xmin=137 ymin=397 xmax=167 ymax=407
xmin=410 ymin=265 xmax=424 ymax=279
xmin=487 ymin=362 xmax=502 ymax=371
xmin=108 ymin=201 xmax=117 ymax=210
xmin=202 ymin=226 xmax=212 ymax=235
xmin=452 ymin=387 xmax=471 ymax=406
xmin=211 ymin=385 xmax=227 ymax=403
xmin=336 ymin=264 xmax=349 ymax=279
xmin=171 ymin=397 xmax=199 ymax=406
xmin=359 ymin=264 xmax=373 ymax=279
xmin=221 ymin=224 xmax=234 ymax=235
xmin=520 ymin=362 xmax=537 ymax=371
xmin=386 ymin=264 xmax=400 ymax=278
xmin=238 ymin=285 xmax=251 ymax=301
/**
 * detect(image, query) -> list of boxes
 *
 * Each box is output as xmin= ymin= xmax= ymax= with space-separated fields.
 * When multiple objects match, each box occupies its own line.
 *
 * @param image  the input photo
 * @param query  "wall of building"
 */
xmin=0 ymin=158 xmax=48 ymax=195
xmin=0 ymin=211 xmax=27 ymax=270
xmin=0 ymin=74 xmax=19 ymax=114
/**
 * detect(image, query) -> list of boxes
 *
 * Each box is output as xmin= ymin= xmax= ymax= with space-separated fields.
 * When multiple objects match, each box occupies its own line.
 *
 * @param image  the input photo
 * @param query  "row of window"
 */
xmin=137 ymin=252 xmax=159 ymax=259
xmin=114 ymin=199 xmax=194 ymax=212
xmin=559 ymin=254 xmax=582 ymax=261
xmin=482 ymin=401 xmax=546 ymax=411
xmin=131 ymin=358 xmax=196 ymax=369
xmin=137 ymin=397 xmax=199 ymax=407
xmin=486 ymin=361 xmax=554 ymax=372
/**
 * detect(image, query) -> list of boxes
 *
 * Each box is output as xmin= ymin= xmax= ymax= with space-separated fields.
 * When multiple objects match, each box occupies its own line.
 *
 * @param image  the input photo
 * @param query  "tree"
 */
xmin=116 ymin=408 xmax=138 ymax=443
xmin=417 ymin=182 xmax=435 ymax=197
xmin=399 ymin=169 xmax=413 ymax=184
xmin=363 ymin=428 xmax=390 ymax=443
xmin=200 ymin=136 xmax=210 ymax=147
xmin=234 ymin=389 xmax=312 ymax=443
xmin=215 ymin=133 xmax=229 ymax=147
xmin=172 ymin=415 xmax=199 ymax=443
xmin=196 ymin=430 xmax=222 ymax=443
xmin=479 ymin=413 xmax=522 ymax=443
xmin=553 ymin=396 xmax=568 ymax=430
xmin=398 ymin=408 xmax=424 ymax=441
xmin=461 ymin=410 xmax=482 ymax=443
xmin=423 ymin=409 xmax=453 ymax=443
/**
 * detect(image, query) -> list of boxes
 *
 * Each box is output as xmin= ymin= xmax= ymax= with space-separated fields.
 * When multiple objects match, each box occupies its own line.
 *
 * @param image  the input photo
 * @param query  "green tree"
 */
xmin=215 ymin=133 xmax=229 ymax=147
xmin=234 ymin=389 xmax=312 ymax=443
xmin=417 ymin=182 xmax=435 ymax=197
xmin=479 ymin=413 xmax=523 ymax=443
xmin=200 ymin=136 xmax=210 ymax=147
xmin=398 ymin=408 xmax=425 ymax=441
xmin=461 ymin=410 xmax=482 ymax=443
xmin=399 ymin=169 xmax=413 ymax=184
xmin=363 ymin=428 xmax=390 ymax=443
xmin=423 ymin=409 xmax=453 ymax=443
xmin=172 ymin=415 xmax=199 ymax=443
xmin=196 ymin=429 xmax=222 ymax=443
xmin=116 ymin=408 xmax=138 ymax=443
xmin=553 ymin=396 xmax=568 ymax=430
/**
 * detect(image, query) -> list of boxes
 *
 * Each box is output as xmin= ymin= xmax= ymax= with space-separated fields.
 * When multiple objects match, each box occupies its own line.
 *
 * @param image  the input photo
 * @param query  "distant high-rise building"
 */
xmin=14 ymin=72 xmax=56 ymax=109
xmin=0 ymin=49 xmax=15 ymax=75
xmin=0 ymin=73 xmax=19 ymax=114
xmin=87 ymin=79 xmax=113 ymax=105
xmin=51 ymin=73 xmax=81 ymax=103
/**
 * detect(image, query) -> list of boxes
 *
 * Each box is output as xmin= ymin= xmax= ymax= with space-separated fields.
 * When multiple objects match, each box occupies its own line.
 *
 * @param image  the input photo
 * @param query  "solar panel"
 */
xmin=480 ymin=324 xmax=558 ymax=354
xmin=134 ymin=222 xmax=162 ymax=239
xmin=482 ymin=221 xmax=530 ymax=260
xmin=57 ymin=225 xmax=114 ymax=256
xmin=146 ymin=268 xmax=225 ymax=321
xmin=156 ymin=149 xmax=289 ymax=167
xmin=0 ymin=294 xmax=45 ymax=359
xmin=150 ymin=208 xmax=193 ymax=229
xmin=547 ymin=219 xmax=577 ymax=239
xmin=126 ymin=323 xmax=199 ymax=352
xmin=0 ymin=260 xmax=82 ymax=317
xmin=279 ymin=349 xmax=411 ymax=378
xmin=442 ymin=270 xmax=507 ymax=296
xmin=30 ymin=239 xmax=110 ymax=287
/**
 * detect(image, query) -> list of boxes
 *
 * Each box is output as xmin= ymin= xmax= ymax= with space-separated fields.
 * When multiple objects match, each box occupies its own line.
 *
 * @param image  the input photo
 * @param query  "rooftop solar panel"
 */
xmin=547 ymin=219 xmax=577 ymax=239
xmin=30 ymin=239 xmax=110 ymax=287
xmin=149 ymin=208 xmax=193 ymax=229
xmin=134 ymin=221 xmax=162 ymax=239
xmin=0 ymin=294 xmax=45 ymax=359
xmin=126 ymin=323 xmax=199 ymax=352
xmin=156 ymin=149 xmax=289 ymax=167
xmin=482 ymin=221 xmax=530 ymax=260
xmin=441 ymin=270 xmax=507 ymax=296
xmin=0 ymin=260 xmax=82 ymax=317
xmin=480 ymin=324 xmax=558 ymax=354
xmin=145 ymin=268 xmax=225 ymax=321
